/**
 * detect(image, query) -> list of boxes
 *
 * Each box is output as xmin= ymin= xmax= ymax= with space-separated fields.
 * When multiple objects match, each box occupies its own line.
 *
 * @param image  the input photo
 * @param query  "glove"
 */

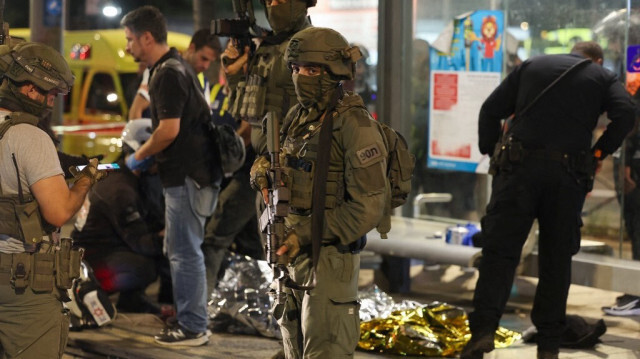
xmin=276 ymin=229 xmax=300 ymax=264
xmin=250 ymin=155 xmax=271 ymax=192
xmin=68 ymin=158 xmax=107 ymax=185
xmin=126 ymin=153 xmax=154 ymax=171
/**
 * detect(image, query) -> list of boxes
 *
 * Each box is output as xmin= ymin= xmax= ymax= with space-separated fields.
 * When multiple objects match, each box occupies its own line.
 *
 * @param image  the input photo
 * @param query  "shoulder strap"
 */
xmin=0 ymin=112 xmax=38 ymax=140
xmin=158 ymin=57 xmax=211 ymax=121
xmin=0 ymin=112 xmax=39 ymax=200
xmin=507 ymin=57 xmax=591 ymax=134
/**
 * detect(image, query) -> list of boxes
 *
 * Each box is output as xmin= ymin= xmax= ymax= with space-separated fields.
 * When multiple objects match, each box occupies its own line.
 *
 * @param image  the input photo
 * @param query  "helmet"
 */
xmin=285 ymin=27 xmax=362 ymax=80
xmin=121 ymin=118 xmax=152 ymax=152
xmin=6 ymin=42 xmax=74 ymax=94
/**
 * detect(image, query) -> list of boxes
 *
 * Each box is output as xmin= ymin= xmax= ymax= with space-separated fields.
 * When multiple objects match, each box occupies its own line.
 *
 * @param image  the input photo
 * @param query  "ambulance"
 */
xmin=11 ymin=28 xmax=192 ymax=161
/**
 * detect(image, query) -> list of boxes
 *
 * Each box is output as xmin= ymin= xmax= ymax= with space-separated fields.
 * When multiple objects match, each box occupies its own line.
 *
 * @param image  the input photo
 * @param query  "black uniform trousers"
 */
xmin=469 ymin=157 xmax=586 ymax=352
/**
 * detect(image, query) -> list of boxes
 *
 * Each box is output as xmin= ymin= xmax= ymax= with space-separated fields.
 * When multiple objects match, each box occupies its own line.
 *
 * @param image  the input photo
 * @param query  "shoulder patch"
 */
xmin=356 ymin=143 xmax=383 ymax=166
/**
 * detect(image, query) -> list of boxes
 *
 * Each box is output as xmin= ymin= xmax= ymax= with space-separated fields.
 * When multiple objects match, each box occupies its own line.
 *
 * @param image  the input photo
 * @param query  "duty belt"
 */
xmin=0 ymin=239 xmax=82 ymax=296
xmin=301 ymin=239 xmax=365 ymax=255
xmin=525 ymin=148 xmax=571 ymax=164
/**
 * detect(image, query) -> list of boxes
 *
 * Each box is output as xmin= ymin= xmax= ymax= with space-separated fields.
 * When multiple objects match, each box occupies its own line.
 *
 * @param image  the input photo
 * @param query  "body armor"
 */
xmin=281 ymin=109 xmax=345 ymax=214
xmin=231 ymin=40 xmax=295 ymax=125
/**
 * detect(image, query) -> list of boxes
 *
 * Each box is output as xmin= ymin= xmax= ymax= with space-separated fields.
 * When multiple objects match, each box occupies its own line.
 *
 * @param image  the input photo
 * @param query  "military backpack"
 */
xmin=379 ymin=123 xmax=415 ymax=209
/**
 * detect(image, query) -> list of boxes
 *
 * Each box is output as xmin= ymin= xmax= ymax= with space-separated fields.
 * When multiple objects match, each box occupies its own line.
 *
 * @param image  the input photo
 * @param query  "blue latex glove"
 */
xmin=126 ymin=153 xmax=154 ymax=171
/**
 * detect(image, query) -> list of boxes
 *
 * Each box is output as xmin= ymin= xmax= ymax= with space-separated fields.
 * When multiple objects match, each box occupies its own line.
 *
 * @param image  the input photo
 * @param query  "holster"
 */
xmin=570 ymin=152 xmax=598 ymax=192
xmin=488 ymin=136 xmax=524 ymax=175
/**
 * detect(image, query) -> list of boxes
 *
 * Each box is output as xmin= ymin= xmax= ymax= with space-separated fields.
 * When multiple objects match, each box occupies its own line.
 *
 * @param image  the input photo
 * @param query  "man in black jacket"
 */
xmin=462 ymin=42 xmax=635 ymax=359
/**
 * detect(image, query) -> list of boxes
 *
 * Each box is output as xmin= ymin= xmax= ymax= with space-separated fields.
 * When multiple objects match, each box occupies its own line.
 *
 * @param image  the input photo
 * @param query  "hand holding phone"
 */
xmin=69 ymin=158 xmax=109 ymax=184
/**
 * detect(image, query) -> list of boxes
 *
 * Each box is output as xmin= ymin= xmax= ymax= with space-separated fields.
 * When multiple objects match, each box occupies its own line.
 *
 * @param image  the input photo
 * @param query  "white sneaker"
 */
xmin=602 ymin=297 xmax=640 ymax=316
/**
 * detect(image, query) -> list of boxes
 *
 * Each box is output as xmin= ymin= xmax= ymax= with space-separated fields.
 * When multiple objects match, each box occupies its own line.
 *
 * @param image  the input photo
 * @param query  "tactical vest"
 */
xmin=230 ymin=40 xmax=293 ymax=125
xmin=280 ymin=94 xmax=372 ymax=214
xmin=281 ymin=93 xmax=395 ymax=237
xmin=0 ymin=112 xmax=55 ymax=244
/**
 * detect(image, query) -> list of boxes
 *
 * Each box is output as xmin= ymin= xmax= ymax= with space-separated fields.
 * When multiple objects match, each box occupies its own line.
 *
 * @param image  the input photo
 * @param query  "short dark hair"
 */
xmin=120 ymin=6 xmax=168 ymax=45
xmin=571 ymin=41 xmax=604 ymax=62
xmin=190 ymin=28 xmax=221 ymax=54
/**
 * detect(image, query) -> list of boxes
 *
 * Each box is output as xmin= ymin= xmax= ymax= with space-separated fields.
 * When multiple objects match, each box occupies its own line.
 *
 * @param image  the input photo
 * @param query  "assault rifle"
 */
xmin=260 ymin=112 xmax=290 ymax=305
xmin=210 ymin=0 xmax=267 ymax=64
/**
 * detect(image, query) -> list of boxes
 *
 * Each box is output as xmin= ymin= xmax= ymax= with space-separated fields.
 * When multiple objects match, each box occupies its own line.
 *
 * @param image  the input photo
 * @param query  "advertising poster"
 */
xmin=427 ymin=10 xmax=504 ymax=173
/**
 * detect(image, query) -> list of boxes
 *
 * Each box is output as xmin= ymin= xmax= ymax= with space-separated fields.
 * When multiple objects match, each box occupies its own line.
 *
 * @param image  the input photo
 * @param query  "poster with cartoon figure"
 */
xmin=427 ymin=10 xmax=504 ymax=173
xmin=430 ymin=10 xmax=504 ymax=73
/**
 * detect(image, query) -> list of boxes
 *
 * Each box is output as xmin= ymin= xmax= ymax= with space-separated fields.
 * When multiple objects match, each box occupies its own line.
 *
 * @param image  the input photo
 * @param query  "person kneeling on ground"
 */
xmin=71 ymin=119 xmax=171 ymax=314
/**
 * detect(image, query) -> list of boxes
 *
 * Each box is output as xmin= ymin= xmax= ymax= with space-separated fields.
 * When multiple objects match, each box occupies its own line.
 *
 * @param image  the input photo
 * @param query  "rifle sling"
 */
xmin=287 ymin=86 xmax=343 ymax=291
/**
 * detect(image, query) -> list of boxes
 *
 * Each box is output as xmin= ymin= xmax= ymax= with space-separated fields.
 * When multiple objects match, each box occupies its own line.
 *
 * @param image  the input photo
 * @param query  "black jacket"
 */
xmin=71 ymin=166 xmax=165 ymax=257
xmin=479 ymin=53 xmax=635 ymax=157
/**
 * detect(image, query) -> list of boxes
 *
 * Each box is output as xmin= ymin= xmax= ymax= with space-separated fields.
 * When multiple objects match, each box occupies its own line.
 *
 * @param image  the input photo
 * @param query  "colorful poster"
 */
xmin=427 ymin=10 xmax=504 ymax=173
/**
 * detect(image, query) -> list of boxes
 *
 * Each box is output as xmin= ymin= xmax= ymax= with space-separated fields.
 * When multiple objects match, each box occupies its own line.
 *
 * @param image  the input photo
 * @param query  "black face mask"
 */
xmin=292 ymin=70 xmax=339 ymax=111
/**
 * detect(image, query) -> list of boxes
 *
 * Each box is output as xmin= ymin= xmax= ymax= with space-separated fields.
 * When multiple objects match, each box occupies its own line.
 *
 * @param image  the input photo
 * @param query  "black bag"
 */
xmin=210 ymin=122 xmax=246 ymax=177
xmin=522 ymin=314 xmax=606 ymax=349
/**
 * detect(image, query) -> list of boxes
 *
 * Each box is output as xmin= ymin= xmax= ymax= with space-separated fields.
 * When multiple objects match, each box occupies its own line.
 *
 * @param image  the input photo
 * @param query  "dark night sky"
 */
xmin=4 ymin=1 xmax=230 ymax=32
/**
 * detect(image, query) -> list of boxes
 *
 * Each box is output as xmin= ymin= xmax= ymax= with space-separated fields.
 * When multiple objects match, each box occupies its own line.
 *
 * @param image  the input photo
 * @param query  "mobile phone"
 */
xmin=75 ymin=163 xmax=121 ymax=172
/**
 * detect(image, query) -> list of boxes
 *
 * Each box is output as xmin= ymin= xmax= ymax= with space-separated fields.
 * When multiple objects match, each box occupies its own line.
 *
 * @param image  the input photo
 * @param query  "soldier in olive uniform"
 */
xmin=224 ymin=0 xmax=314 ymax=155
xmin=251 ymin=27 xmax=390 ymax=358
xmin=0 ymin=42 xmax=105 ymax=359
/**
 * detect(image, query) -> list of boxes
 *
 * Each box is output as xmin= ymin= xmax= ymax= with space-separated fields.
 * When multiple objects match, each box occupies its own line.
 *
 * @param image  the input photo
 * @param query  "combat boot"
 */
xmin=537 ymin=350 xmax=559 ymax=359
xmin=460 ymin=333 xmax=494 ymax=359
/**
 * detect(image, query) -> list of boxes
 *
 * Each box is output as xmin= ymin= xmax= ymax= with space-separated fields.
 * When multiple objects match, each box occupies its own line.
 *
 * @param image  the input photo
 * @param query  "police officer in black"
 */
xmin=461 ymin=42 xmax=635 ymax=359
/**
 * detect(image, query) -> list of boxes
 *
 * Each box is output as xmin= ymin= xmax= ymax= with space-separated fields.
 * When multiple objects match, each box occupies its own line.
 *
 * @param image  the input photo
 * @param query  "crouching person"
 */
xmin=71 ymin=119 xmax=172 ymax=314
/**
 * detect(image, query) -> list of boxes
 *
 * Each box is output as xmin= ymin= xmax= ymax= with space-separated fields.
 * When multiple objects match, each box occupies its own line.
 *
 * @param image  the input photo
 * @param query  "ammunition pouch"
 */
xmin=0 ymin=238 xmax=83 ymax=297
xmin=283 ymin=156 xmax=344 ymax=213
xmin=230 ymin=80 xmax=247 ymax=120
xmin=244 ymin=73 xmax=267 ymax=119
xmin=283 ymin=157 xmax=314 ymax=211
xmin=55 ymin=238 xmax=83 ymax=290
xmin=0 ymin=195 xmax=55 ymax=245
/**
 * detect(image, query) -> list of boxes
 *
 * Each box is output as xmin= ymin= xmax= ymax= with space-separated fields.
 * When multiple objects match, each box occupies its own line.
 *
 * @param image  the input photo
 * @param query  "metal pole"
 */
xmin=29 ymin=0 xmax=65 ymax=126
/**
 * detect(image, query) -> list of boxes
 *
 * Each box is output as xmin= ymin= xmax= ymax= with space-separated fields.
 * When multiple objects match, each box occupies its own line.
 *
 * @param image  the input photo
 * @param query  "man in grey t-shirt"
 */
xmin=0 ymin=42 xmax=105 ymax=359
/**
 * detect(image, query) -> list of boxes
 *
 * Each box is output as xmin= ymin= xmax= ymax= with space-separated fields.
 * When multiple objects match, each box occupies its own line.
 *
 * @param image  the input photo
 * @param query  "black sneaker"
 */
xmin=154 ymin=324 xmax=209 ymax=346
xmin=616 ymin=294 xmax=639 ymax=307
xmin=602 ymin=297 xmax=640 ymax=316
